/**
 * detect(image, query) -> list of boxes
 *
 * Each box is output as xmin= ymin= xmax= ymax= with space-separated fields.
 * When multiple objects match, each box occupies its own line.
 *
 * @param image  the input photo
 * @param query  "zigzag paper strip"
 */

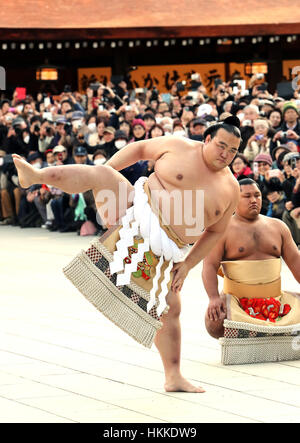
xmin=147 ymin=255 xmax=164 ymax=313
xmin=109 ymin=206 xmax=136 ymax=274
xmin=157 ymin=259 xmax=174 ymax=317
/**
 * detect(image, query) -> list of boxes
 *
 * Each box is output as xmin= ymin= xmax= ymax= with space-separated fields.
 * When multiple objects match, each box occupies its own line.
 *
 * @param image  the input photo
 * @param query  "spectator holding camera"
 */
xmin=272 ymin=102 xmax=300 ymax=154
xmin=243 ymin=118 xmax=272 ymax=163
xmin=28 ymin=116 xmax=42 ymax=152
xmin=47 ymin=117 xmax=67 ymax=149
xmin=3 ymin=117 xmax=29 ymax=157
xmin=38 ymin=119 xmax=55 ymax=153
xmin=239 ymin=104 xmax=259 ymax=152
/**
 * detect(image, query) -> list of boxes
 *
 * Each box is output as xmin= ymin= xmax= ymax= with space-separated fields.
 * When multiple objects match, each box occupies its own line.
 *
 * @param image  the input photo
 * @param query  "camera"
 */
xmin=46 ymin=126 xmax=53 ymax=136
xmin=64 ymin=122 xmax=73 ymax=135
xmin=90 ymin=82 xmax=101 ymax=97
xmin=257 ymin=83 xmax=268 ymax=92
xmin=90 ymin=82 xmax=100 ymax=91
xmin=150 ymin=87 xmax=159 ymax=101
xmin=214 ymin=78 xmax=223 ymax=88
xmin=190 ymin=73 xmax=202 ymax=90
xmin=288 ymin=157 xmax=298 ymax=169
xmin=102 ymin=87 xmax=110 ymax=97
xmin=34 ymin=124 xmax=40 ymax=133
xmin=176 ymin=82 xmax=186 ymax=93
xmin=281 ymin=131 xmax=288 ymax=138
xmin=64 ymin=85 xmax=72 ymax=93
xmin=191 ymin=73 xmax=199 ymax=81
xmin=14 ymin=126 xmax=23 ymax=136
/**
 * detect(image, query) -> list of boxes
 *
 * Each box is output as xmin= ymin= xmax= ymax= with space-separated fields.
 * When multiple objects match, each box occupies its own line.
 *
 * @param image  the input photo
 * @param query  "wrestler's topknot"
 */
xmin=203 ymin=113 xmax=241 ymax=141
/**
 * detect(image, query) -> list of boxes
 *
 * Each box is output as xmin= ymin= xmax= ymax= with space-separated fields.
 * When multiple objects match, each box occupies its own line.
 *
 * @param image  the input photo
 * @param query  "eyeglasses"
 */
xmin=233 ymin=160 xmax=244 ymax=165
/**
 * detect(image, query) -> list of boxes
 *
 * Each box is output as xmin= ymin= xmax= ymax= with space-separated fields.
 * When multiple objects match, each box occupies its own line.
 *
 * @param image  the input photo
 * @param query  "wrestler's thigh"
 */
xmin=92 ymin=165 xmax=134 ymax=225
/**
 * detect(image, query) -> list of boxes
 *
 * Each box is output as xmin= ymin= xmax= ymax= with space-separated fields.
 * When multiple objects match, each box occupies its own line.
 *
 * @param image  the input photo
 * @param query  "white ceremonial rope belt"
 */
xmin=109 ymin=177 xmax=190 ymax=317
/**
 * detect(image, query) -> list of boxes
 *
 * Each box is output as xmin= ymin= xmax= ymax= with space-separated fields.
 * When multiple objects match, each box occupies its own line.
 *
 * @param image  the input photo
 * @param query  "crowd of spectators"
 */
xmin=0 ymin=72 xmax=299 ymax=245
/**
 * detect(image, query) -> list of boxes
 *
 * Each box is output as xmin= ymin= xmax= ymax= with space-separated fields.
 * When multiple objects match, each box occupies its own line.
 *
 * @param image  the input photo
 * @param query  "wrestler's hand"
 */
xmin=207 ymin=296 xmax=227 ymax=322
xmin=171 ymin=261 xmax=190 ymax=294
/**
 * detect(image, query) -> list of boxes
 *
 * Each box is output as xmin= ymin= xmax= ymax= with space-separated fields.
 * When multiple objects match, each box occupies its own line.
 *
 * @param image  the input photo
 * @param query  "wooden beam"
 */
xmin=0 ymin=24 xmax=300 ymax=41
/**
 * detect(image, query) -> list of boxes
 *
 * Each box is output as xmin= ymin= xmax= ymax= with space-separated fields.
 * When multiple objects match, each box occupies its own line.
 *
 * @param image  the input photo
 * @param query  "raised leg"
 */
xmin=12 ymin=154 xmax=134 ymax=226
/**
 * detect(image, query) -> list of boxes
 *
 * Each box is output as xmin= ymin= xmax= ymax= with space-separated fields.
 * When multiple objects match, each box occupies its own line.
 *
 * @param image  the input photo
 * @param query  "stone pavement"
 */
xmin=1 ymin=226 xmax=300 ymax=423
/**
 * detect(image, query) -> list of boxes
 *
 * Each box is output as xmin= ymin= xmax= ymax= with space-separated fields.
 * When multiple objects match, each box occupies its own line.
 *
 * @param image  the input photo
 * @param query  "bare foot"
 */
xmin=12 ymin=154 xmax=39 ymax=188
xmin=165 ymin=374 xmax=205 ymax=393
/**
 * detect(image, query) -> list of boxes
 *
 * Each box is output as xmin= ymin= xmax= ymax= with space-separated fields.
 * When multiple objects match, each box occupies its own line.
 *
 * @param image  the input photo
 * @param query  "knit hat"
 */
xmin=254 ymin=153 xmax=273 ymax=166
xmin=282 ymin=101 xmax=299 ymax=116
xmin=132 ymin=118 xmax=146 ymax=129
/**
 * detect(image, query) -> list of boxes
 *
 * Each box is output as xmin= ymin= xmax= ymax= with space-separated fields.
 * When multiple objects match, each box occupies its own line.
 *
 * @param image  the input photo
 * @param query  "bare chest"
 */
xmin=224 ymin=225 xmax=282 ymax=260
xmin=153 ymin=151 xmax=230 ymax=228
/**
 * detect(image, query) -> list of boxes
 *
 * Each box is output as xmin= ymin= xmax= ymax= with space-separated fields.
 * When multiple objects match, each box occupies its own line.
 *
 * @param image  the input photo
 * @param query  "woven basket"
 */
xmin=63 ymin=238 xmax=162 ymax=348
xmin=220 ymin=319 xmax=300 ymax=365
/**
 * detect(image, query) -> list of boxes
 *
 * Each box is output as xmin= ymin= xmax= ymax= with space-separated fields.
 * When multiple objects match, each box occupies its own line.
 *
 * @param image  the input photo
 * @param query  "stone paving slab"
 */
xmin=1 ymin=226 xmax=300 ymax=423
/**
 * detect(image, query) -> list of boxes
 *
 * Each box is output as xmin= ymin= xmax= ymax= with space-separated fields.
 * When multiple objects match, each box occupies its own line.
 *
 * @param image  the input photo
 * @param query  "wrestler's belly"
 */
xmin=147 ymin=172 xmax=204 ymax=244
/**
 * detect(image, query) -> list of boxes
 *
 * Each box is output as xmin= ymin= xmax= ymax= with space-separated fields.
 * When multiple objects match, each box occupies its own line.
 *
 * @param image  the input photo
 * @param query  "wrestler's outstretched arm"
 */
xmin=106 ymin=135 xmax=176 ymax=171
xmin=280 ymin=220 xmax=300 ymax=283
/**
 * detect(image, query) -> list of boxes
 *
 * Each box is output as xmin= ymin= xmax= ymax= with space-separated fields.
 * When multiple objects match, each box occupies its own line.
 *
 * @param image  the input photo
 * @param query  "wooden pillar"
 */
xmin=112 ymin=46 xmax=129 ymax=76
xmin=267 ymin=44 xmax=283 ymax=94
